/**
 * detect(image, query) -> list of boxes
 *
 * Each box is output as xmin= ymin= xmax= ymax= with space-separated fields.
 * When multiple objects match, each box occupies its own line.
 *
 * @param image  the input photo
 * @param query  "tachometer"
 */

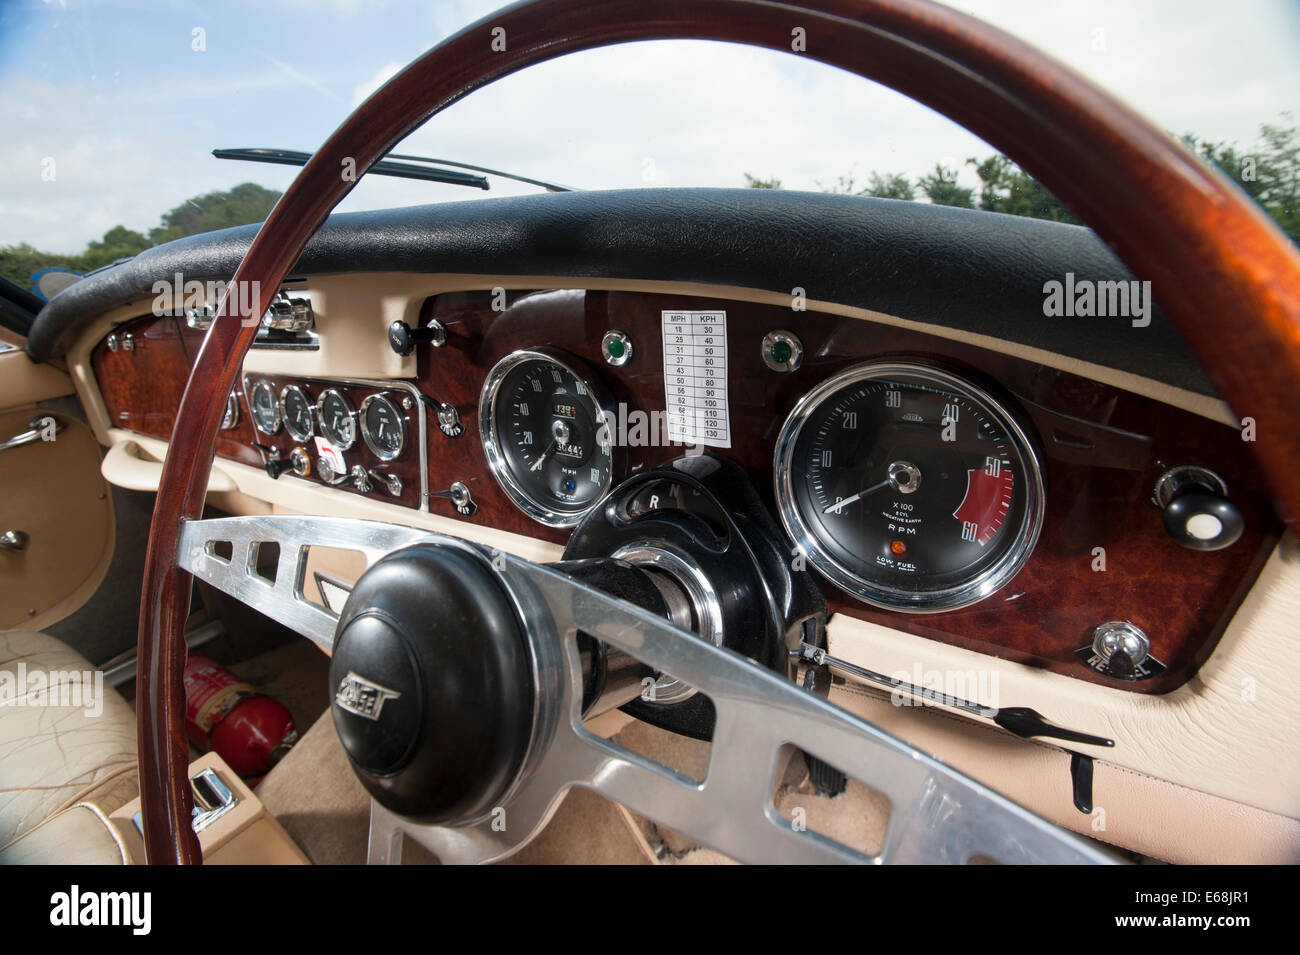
xmin=774 ymin=361 xmax=1044 ymax=612
xmin=480 ymin=350 xmax=616 ymax=526
xmin=316 ymin=388 xmax=357 ymax=450
xmin=280 ymin=384 xmax=315 ymax=443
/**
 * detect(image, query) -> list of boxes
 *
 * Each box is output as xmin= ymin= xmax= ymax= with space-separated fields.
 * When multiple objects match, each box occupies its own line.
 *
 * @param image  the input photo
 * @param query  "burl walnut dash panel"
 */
xmin=417 ymin=289 xmax=1281 ymax=694
xmin=236 ymin=374 xmax=424 ymax=511
xmin=90 ymin=291 xmax=1281 ymax=694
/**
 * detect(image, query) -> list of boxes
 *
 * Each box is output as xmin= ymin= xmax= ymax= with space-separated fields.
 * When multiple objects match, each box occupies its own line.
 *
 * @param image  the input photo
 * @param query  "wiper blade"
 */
xmin=386 ymin=153 xmax=576 ymax=192
xmin=213 ymin=148 xmax=577 ymax=192
xmin=213 ymin=148 xmax=488 ymax=189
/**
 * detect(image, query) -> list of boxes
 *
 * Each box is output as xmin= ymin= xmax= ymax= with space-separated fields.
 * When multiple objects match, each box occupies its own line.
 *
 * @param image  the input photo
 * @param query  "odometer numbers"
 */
xmin=480 ymin=351 xmax=616 ymax=526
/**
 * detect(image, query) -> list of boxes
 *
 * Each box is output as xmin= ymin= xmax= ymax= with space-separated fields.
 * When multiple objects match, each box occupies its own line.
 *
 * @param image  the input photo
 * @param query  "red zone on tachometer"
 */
xmin=952 ymin=465 xmax=1014 ymax=546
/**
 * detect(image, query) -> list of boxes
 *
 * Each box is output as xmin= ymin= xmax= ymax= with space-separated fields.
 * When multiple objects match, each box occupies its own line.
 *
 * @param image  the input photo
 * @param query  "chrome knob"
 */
xmin=436 ymin=402 xmax=463 ymax=437
xmin=0 ymin=530 xmax=29 ymax=552
xmin=1091 ymin=621 xmax=1149 ymax=677
xmin=316 ymin=456 xmax=347 ymax=485
xmin=367 ymin=470 xmax=403 ymax=497
xmin=350 ymin=465 xmax=373 ymax=493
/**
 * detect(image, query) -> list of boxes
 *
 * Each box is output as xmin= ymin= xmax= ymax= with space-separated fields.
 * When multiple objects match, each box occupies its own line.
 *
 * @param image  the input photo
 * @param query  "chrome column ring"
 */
xmin=610 ymin=542 xmax=724 ymax=705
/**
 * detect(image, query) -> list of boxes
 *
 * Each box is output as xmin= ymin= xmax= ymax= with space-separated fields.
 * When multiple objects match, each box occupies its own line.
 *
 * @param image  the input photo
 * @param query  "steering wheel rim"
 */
xmin=140 ymin=0 xmax=1300 ymax=863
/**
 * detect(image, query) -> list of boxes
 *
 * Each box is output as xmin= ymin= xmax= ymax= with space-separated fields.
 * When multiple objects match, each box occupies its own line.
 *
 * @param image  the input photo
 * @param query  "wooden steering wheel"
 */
xmin=138 ymin=0 xmax=1300 ymax=863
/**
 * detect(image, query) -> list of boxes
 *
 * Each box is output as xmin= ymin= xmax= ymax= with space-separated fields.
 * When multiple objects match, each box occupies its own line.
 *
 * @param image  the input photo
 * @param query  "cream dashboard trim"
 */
xmin=828 ymin=535 xmax=1300 ymax=821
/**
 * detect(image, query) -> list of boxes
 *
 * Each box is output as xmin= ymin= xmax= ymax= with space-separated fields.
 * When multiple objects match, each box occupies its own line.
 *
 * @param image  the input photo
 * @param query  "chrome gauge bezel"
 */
xmin=479 ymin=349 xmax=617 ymax=527
xmin=360 ymin=393 xmax=407 ymax=462
xmin=279 ymin=384 xmax=315 ymax=443
xmin=247 ymin=379 xmax=281 ymax=436
xmin=315 ymin=387 xmax=358 ymax=451
xmin=220 ymin=391 xmax=239 ymax=430
xmin=773 ymin=360 xmax=1046 ymax=613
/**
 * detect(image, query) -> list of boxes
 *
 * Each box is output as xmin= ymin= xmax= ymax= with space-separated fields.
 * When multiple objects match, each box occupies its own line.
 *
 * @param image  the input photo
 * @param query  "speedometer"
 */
xmin=479 ymin=350 xmax=616 ymax=526
xmin=774 ymin=361 xmax=1044 ymax=612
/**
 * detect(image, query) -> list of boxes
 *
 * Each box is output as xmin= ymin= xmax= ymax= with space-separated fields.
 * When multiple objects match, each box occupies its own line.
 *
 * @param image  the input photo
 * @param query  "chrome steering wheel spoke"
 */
xmin=177 ymin=514 xmax=1115 ymax=865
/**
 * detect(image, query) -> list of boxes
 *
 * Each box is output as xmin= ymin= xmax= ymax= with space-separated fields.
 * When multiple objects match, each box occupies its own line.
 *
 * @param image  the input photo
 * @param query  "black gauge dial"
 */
xmin=480 ymin=351 xmax=615 ymax=526
xmin=774 ymin=361 xmax=1044 ymax=612
xmin=317 ymin=389 xmax=357 ymax=450
xmin=280 ymin=385 xmax=314 ymax=443
xmin=361 ymin=394 xmax=406 ymax=461
xmin=248 ymin=380 xmax=280 ymax=435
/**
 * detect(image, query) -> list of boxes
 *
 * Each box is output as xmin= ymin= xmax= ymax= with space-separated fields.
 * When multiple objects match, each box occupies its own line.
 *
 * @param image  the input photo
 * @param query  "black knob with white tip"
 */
xmin=1154 ymin=465 xmax=1243 ymax=551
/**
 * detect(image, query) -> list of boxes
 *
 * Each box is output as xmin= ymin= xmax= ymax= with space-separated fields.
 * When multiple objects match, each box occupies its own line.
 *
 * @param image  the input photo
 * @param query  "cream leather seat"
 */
xmin=0 ymin=630 xmax=138 ymax=862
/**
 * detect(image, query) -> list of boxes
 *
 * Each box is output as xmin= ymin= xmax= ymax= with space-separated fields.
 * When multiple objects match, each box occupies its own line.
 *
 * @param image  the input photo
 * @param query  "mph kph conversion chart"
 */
xmin=661 ymin=309 xmax=731 ymax=449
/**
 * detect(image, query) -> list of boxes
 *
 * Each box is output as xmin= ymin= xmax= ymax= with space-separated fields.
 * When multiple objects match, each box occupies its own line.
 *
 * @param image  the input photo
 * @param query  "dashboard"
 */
xmin=91 ymin=284 xmax=1280 ymax=696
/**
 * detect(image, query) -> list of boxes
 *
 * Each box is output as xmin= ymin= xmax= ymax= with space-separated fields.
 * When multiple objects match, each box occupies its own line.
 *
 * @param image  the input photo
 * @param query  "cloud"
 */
xmin=2 ymin=0 xmax=1297 ymax=254
xmin=353 ymin=62 xmax=403 ymax=107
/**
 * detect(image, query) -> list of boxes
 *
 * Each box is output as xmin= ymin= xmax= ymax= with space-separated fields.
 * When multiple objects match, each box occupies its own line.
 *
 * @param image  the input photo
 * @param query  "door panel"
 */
xmin=0 ymin=350 xmax=114 ymax=629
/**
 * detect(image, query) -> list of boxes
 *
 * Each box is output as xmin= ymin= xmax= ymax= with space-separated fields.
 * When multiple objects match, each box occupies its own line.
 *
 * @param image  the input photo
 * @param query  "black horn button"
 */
xmin=329 ymin=543 xmax=535 ymax=824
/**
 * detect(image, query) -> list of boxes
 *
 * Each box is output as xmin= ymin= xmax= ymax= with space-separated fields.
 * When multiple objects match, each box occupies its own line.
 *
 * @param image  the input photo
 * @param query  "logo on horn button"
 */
xmin=335 ymin=670 xmax=402 ymax=721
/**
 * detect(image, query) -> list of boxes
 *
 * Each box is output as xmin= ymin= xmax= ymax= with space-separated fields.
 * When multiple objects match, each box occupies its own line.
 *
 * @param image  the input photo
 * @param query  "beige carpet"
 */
xmin=257 ymin=698 xmax=893 ymax=864
xmin=256 ymin=711 xmax=653 ymax=865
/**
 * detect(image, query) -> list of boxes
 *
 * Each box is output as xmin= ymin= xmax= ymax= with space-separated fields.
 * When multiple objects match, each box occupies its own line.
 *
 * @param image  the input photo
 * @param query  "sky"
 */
xmin=2 ymin=0 xmax=1298 ymax=254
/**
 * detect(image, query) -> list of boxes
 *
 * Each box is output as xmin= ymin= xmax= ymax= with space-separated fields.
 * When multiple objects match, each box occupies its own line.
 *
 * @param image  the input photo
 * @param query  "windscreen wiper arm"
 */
xmin=213 ymin=148 xmax=487 ymax=189
xmin=213 ymin=147 xmax=576 ymax=192
xmin=385 ymin=153 xmax=576 ymax=192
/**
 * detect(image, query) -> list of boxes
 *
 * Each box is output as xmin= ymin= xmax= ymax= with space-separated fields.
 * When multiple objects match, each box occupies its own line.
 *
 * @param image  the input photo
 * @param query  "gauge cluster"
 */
xmin=240 ymin=374 xmax=425 ymax=509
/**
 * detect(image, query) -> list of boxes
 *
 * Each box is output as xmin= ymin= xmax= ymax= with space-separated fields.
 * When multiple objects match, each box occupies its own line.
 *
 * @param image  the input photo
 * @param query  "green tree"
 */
xmin=863 ymin=172 xmax=916 ymax=201
xmin=0 ymin=182 xmax=282 ymax=289
xmin=148 ymin=182 xmax=281 ymax=244
xmin=966 ymin=155 xmax=1080 ymax=223
xmin=81 ymin=225 xmax=152 ymax=271
xmin=739 ymin=115 xmax=1297 ymax=244
xmin=916 ymin=163 xmax=974 ymax=208
xmin=1184 ymin=116 xmax=1298 ymax=241
xmin=743 ymin=173 xmax=782 ymax=189
xmin=817 ymin=171 xmax=916 ymax=200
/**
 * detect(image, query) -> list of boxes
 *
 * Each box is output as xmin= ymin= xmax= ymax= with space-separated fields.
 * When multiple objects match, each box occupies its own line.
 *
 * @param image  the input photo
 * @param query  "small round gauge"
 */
xmin=480 ymin=350 xmax=616 ymax=526
xmin=774 ymin=361 xmax=1045 ymax=612
xmin=361 ymin=394 xmax=406 ymax=461
xmin=279 ymin=384 xmax=315 ymax=443
xmin=248 ymin=380 xmax=281 ymax=435
xmin=220 ymin=392 xmax=239 ymax=430
xmin=316 ymin=388 xmax=357 ymax=450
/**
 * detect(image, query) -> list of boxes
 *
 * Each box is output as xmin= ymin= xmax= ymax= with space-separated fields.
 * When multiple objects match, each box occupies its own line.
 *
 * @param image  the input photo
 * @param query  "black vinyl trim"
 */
xmin=25 ymin=188 xmax=1216 ymax=396
xmin=1 ymin=275 xmax=44 ymax=336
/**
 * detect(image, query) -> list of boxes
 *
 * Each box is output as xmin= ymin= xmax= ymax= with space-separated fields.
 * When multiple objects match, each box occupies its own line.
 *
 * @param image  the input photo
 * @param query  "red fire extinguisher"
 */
xmin=183 ymin=653 xmax=298 ymax=783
